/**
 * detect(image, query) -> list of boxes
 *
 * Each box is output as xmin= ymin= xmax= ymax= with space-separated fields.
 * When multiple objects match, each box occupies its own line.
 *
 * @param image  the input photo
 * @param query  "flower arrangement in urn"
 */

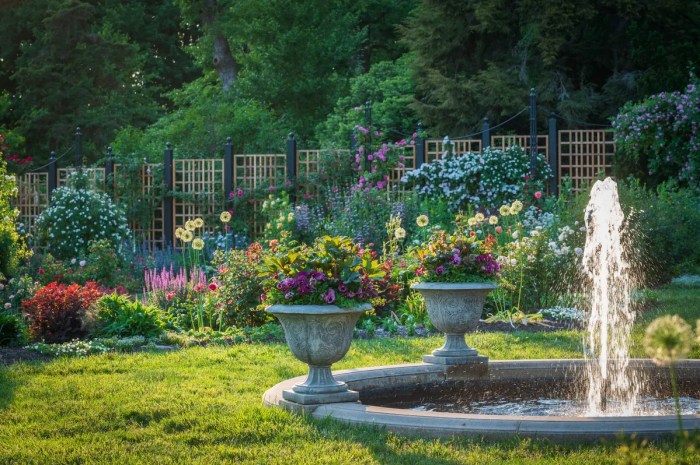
xmin=259 ymin=235 xmax=387 ymax=307
xmin=409 ymin=212 xmax=502 ymax=283
xmin=259 ymin=236 xmax=389 ymax=405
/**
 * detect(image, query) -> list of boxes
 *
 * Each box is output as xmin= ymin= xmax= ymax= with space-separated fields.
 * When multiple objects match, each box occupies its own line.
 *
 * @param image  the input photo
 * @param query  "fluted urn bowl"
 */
xmin=411 ymin=282 xmax=497 ymax=365
xmin=267 ymin=303 xmax=370 ymax=405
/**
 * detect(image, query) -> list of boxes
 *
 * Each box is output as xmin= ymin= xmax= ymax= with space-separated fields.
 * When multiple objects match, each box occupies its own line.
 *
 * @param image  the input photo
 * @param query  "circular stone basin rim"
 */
xmin=263 ymin=359 xmax=700 ymax=442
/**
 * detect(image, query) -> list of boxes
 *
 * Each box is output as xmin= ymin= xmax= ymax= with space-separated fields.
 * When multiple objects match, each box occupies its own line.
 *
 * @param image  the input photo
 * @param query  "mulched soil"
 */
xmin=0 ymin=347 xmax=52 ymax=365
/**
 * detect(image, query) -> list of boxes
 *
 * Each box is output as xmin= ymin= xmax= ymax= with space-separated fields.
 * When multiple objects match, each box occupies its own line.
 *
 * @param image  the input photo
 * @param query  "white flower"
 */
xmin=574 ymin=247 xmax=583 ymax=256
xmin=4 ymin=303 xmax=10 ymax=309
xmin=71 ymin=258 xmax=77 ymax=265
xmin=79 ymin=260 xmax=86 ymax=267
xmin=510 ymin=258 xmax=518 ymax=266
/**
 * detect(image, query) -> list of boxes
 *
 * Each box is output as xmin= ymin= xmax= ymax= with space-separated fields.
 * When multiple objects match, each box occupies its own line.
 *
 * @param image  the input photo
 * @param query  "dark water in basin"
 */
xmin=363 ymin=378 xmax=700 ymax=417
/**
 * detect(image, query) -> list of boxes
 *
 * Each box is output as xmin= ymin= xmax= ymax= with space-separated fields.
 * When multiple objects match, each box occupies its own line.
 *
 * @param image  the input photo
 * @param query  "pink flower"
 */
xmin=237 ymin=189 xmax=243 ymax=198
xmin=534 ymin=191 xmax=542 ymax=199
xmin=495 ymin=226 xmax=503 ymax=233
xmin=229 ymin=191 xmax=234 ymax=199
xmin=260 ymin=293 xmax=266 ymax=302
xmin=269 ymin=185 xmax=275 ymax=192
xmin=209 ymin=283 xmax=218 ymax=291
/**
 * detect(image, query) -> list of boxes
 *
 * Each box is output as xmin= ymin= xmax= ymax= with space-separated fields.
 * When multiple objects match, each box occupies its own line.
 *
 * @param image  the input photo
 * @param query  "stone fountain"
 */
xmin=264 ymin=178 xmax=700 ymax=441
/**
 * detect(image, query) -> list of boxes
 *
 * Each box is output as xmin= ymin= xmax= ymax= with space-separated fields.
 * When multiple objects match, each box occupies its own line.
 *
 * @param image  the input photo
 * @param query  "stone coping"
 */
xmin=263 ymin=359 xmax=700 ymax=442
xmin=410 ymin=282 xmax=498 ymax=290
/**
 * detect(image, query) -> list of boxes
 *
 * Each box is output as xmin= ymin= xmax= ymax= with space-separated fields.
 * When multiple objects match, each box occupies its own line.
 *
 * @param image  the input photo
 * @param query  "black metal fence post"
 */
xmin=286 ymin=132 xmax=297 ymax=202
xmin=529 ymin=88 xmax=538 ymax=178
xmin=48 ymin=151 xmax=57 ymax=200
xmin=415 ymin=122 xmax=425 ymax=168
xmin=105 ymin=146 xmax=114 ymax=195
xmin=75 ymin=127 xmax=83 ymax=168
xmin=364 ymin=100 xmax=371 ymax=172
xmin=224 ymin=137 xmax=233 ymax=204
xmin=482 ymin=117 xmax=490 ymax=150
xmin=163 ymin=142 xmax=174 ymax=248
xmin=548 ymin=113 xmax=559 ymax=196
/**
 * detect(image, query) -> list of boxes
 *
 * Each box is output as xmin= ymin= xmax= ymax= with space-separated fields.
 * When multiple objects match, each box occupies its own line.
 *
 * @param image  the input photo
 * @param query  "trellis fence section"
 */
xmin=14 ymin=126 xmax=614 ymax=247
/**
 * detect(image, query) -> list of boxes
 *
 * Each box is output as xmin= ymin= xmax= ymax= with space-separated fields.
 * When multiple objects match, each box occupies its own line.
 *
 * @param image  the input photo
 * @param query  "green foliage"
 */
xmin=111 ymin=74 xmax=288 ymax=159
xmin=0 ymin=0 xmax=198 ymax=162
xmin=613 ymin=76 xmax=700 ymax=189
xmin=617 ymin=180 xmax=700 ymax=283
xmin=0 ymin=136 xmax=29 ymax=279
xmin=95 ymin=293 xmax=165 ymax=339
xmin=0 ymin=312 xmax=27 ymax=347
xmin=36 ymin=172 xmax=130 ymax=260
xmin=317 ymin=55 xmax=419 ymax=147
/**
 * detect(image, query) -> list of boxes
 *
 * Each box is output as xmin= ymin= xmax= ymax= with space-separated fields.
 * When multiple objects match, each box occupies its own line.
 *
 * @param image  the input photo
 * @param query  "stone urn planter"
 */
xmin=411 ymin=282 xmax=497 ymax=365
xmin=267 ymin=303 xmax=370 ymax=405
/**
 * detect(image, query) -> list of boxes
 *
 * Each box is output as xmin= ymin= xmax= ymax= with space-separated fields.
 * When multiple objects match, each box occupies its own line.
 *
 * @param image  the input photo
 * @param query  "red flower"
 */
xmin=38 ymin=268 xmax=45 ymax=275
xmin=209 ymin=283 xmax=218 ymax=291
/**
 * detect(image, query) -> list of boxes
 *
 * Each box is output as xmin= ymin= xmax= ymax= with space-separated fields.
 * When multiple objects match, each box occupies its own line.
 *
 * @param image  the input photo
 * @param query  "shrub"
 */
xmin=0 ymin=312 xmax=27 ymax=347
xmin=0 ymin=134 xmax=29 ymax=279
xmin=212 ymin=243 xmax=272 ymax=328
xmin=402 ymin=145 xmax=552 ymax=212
xmin=35 ymin=172 xmax=130 ymax=259
xmin=95 ymin=293 xmax=165 ymax=338
xmin=613 ymin=75 xmax=700 ymax=189
xmin=617 ymin=180 xmax=700 ymax=282
xmin=21 ymin=281 xmax=107 ymax=343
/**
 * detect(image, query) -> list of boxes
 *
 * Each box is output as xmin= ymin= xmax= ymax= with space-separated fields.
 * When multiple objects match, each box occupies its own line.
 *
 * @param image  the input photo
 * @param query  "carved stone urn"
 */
xmin=267 ymin=303 xmax=370 ymax=405
xmin=411 ymin=282 xmax=497 ymax=365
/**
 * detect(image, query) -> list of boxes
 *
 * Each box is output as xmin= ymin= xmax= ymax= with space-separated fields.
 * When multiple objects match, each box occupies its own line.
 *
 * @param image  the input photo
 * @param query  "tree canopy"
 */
xmin=1 ymin=0 xmax=698 ymax=164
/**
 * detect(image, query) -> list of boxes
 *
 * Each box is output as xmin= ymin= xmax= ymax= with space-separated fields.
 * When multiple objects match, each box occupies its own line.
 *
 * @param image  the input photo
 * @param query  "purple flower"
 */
xmin=338 ymin=283 xmax=348 ymax=293
xmin=284 ymin=291 xmax=294 ymax=299
xmin=452 ymin=254 xmax=461 ymax=265
xmin=435 ymin=266 xmax=445 ymax=275
xmin=323 ymin=289 xmax=336 ymax=304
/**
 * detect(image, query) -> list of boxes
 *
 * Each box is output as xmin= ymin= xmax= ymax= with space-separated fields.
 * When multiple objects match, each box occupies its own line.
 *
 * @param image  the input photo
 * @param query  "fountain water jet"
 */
xmin=582 ymin=177 xmax=641 ymax=415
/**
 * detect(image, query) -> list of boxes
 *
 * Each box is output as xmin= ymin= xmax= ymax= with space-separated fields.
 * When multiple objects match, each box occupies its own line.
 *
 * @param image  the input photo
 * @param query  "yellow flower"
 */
xmin=220 ymin=211 xmax=231 ymax=222
xmin=416 ymin=215 xmax=429 ymax=227
xmin=395 ymin=227 xmax=406 ymax=239
xmin=467 ymin=217 xmax=477 ymax=227
xmin=287 ymin=213 xmax=294 ymax=222
xmin=276 ymin=222 xmax=283 ymax=229
xmin=175 ymin=227 xmax=185 ymax=239
xmin=499 ymin=205 xmax=510 ymax=216
xmin=192 ymin=238 xmax=204 ymax=250
xmin=511 ymin=200 xmax=523 ymax=214
xmin=489 ymin=215 xmax=498 ymax=225
xmin=185 ymin=220 xmax=195 ymax=231
xmin=181 ymin=230 xmax=193 ymax=243
xmin=474 ymin=213 xmax=485 ymax=222
xmin=193 ymin=218 xmax=204 ymax=228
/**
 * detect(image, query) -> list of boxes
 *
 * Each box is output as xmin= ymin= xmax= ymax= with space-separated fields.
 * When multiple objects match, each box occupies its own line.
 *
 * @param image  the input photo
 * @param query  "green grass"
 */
xmin=1 ymin=285 xmax=699 ymax=464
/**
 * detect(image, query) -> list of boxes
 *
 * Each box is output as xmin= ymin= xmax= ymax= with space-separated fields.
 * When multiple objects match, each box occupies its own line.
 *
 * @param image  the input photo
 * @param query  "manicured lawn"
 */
xmin=0 ymin=285 xmax=699 ymax=464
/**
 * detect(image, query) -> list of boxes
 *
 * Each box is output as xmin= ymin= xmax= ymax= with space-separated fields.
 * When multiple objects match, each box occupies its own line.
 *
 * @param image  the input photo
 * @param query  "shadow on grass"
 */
xmin=0 ymin=365 xmax=18 ymax=409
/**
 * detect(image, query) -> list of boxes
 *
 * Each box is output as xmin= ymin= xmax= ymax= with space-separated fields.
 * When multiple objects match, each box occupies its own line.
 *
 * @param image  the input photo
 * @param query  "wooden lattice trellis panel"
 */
xmin=15 ymin=172 xmax=49 ymax=241
xmin=233 ymin=153 xmax=286 ymax=238
xmin=388 ymin=145 xmax=417 ymax=189
xmin=57 ymin=167 xmax=105 ymax=189
xmin=297 ymin=149 xmax=320 ymax=196
xmin=114 ymin=163 xmax=164 ymax=251
xmin=558 ymin=130 xmax=615 ymax=191
xmin=490 ymin=134 xmax=548 ymax=155
xmin=425 ymin=139 xmax=482 ymax=163
xmin=172 ymin=159 xmax=225 ymax=243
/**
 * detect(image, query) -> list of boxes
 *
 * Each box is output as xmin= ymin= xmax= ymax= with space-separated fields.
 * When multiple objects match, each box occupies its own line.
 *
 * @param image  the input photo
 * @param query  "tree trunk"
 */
xmin=212 ymin=33 xmax=237 ymax=91
xmin=202 ymin=0 xmax=237 ymax=92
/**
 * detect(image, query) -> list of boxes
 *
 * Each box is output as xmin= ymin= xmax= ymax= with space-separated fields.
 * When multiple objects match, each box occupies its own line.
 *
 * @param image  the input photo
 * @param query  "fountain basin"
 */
xmin=263 ymin=359 xmax=700 ymax=442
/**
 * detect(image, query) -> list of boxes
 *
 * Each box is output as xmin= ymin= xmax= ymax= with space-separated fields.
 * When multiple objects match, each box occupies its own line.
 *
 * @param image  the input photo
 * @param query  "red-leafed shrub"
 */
xmin=21 ymin=281 xmax=107 ymax=343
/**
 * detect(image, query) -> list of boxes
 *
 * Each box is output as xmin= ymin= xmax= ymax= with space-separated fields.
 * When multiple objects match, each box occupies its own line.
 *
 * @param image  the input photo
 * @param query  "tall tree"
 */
xmin=0 ymin=0 xmax=198 ymax=162
xmin=402 ymin=0 xmax=700 ymax=136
